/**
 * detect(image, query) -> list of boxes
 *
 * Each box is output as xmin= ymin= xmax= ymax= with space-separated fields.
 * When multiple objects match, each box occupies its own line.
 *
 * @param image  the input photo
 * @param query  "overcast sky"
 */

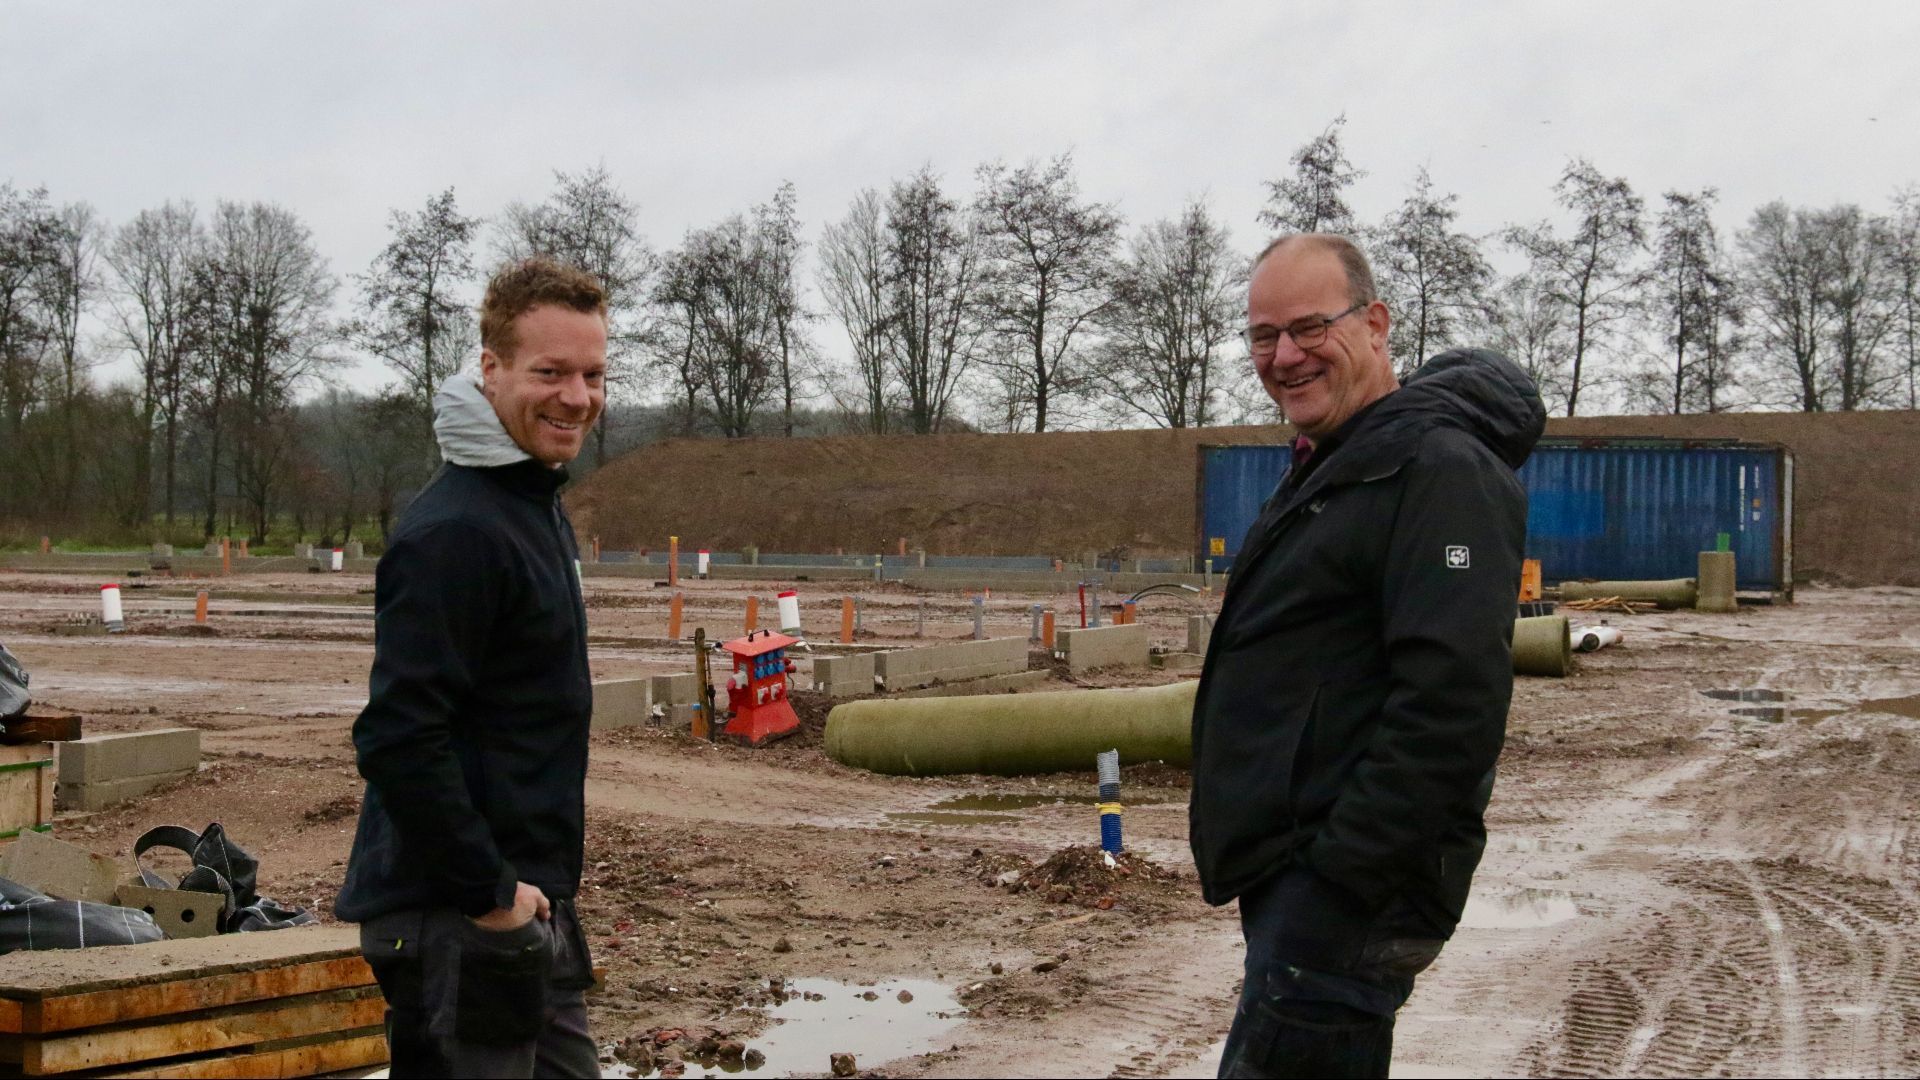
xmin=6 ymin=1 xmax=1917 ymax=409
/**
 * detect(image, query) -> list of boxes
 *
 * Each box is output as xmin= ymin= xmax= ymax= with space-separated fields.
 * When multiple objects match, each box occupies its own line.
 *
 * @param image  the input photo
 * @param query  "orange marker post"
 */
xmin=220 ymin=538 xmax=231 ymax=575
xmin=668 ymin=535 xmax=679 ymax=587
xmin=39 ymin=536 xmax=50 ymax=554
xmin=1042 ymin=610 xmax=1056 ymax=650
xmin=840 ymin=597 xmax=855 ymax=644
xmin=744 ymin=595 xmax=759 ymax=632
xmin=1519 ymin=558 xmax=1543 ymax=602
xmin=1120 ymin=600 xmax=1137 ymax=625
xmin=238 ymin=538 xmax=249 ymax=559
xmin=667 ymin=591 xmax=684 ymax=641
xmin=897 ymin=537 xmax=907 ymax=556
xmin=194 ymin=590 xmax=209 ymax=624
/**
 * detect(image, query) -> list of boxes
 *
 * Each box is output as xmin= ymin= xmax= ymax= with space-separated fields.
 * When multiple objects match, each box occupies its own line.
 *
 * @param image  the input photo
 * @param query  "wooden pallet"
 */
xmin=0 ymin=926 xmax=385 ymax=1078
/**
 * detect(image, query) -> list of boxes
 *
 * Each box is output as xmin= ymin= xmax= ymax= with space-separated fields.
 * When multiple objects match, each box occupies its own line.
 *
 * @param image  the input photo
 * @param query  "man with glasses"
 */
xmin=1189 ymin=234 xmax=1545 ymax=1077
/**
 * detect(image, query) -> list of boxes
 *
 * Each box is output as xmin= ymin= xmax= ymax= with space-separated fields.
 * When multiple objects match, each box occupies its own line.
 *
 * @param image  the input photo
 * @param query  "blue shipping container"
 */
xmin=1197 ymin=439 xmax=1793 ymax=593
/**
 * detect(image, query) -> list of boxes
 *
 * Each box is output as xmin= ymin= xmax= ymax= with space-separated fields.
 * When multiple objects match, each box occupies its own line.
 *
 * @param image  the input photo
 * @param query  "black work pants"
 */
xmin=360 ymin=900 xmax=599 ymax=1079
xmin=1217 ymin=869 xmax=1444 ymax=1079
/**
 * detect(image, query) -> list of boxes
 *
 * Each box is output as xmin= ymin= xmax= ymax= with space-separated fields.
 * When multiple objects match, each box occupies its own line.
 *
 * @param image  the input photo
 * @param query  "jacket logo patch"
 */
xmin=1446 ymin=545 xmax=1471 ymax=569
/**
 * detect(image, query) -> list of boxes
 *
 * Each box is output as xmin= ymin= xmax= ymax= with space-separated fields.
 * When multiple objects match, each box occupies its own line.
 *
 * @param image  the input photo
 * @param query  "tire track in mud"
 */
xmin=1522 ymin=857 xmax=1920 ymax=1078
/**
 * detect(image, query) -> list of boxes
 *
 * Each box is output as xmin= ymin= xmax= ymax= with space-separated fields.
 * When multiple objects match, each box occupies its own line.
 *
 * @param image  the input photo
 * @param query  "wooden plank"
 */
xmin=100 ymin=1031 xmax=388 ymax=1079
xmin=0 ymin=927 xmax=359 ymax=1000
xmin=19 ymin=987 xmax=384 ymax=1075
xmin=22 ymin=957 xmax=373 ymax=1035
xmin=0 ymin=717 xmax=79 ymax=746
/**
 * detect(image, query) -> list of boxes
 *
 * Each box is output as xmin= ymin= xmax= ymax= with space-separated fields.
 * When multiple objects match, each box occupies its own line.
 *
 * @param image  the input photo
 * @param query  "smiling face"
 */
xmin=480 ymin=303 xmax=608 ymax=465
xmin=1248 ymin=240 xmax=1397 ymax=440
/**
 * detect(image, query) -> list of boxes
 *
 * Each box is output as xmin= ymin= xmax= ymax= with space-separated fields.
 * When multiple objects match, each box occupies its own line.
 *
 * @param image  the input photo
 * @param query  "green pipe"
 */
xmin=825 ymin=680 xmax=1197 ymax=777
xmin=1513 ymin=614 xmax=1573 ymax=677
xmin=1558 ymin=578 xmax=1698 ymax=609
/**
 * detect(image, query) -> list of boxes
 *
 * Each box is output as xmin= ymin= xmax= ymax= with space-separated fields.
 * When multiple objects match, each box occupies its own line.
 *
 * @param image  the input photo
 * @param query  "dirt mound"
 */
xmin=569 ymin=410 xmax=1920 ymax=584
xmin=971 ymin=844 xmax=1183 ymax=912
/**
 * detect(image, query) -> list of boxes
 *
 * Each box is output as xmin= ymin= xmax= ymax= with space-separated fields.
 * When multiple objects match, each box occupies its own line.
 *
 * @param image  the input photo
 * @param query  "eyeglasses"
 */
xmin=1243 ymin=302 xmax=1368 ymax=357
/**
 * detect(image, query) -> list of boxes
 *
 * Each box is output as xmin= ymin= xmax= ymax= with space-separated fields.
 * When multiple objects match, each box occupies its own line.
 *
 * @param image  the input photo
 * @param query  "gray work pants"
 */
xmin=360 ymin=900 xmax=599 ymax=1079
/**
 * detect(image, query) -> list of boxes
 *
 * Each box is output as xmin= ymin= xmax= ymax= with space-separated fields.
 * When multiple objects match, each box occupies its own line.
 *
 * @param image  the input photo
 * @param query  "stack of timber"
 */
xmin=0 ymin=926 xmax=385 ymax=1078
xmin=0 ymin=709 xmax=77 ymax=843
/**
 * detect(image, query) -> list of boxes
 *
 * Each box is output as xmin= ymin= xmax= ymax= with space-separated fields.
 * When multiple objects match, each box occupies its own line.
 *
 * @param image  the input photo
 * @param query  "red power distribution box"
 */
xmin=720 ymin=629 xmax=801 ymax=745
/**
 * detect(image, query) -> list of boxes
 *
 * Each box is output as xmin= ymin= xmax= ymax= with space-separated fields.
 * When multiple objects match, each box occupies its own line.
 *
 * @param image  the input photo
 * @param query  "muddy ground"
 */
xmin=3 ymin=568 xmax=1918 ymax=1078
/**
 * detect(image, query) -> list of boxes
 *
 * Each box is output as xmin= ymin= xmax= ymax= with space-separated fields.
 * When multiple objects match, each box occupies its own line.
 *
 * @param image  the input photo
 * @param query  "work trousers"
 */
xmin=360 ymin=899 xmax=599 ymax=1079
xmin=1217 ymin=868 xmax=1444 ymax=1079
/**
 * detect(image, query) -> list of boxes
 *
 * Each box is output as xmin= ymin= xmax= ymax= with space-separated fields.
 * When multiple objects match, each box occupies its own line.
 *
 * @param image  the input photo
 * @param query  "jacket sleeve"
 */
xmin=352 ymin=521 xmax=519 ymax=917
xmin=1304 ymin=430 xmax=1526 ymax=909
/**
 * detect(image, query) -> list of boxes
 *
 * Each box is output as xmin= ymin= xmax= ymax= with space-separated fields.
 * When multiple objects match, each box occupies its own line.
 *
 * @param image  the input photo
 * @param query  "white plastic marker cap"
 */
xmin=777 ymin=589 xmax=801 ymax=634
xmin=331 ymin=548 xmax=344 ymax=572
xmin=100 ymin=583 xmax=125 ymax=631
xmin=697 ymin=549 xmax=710 ymax=576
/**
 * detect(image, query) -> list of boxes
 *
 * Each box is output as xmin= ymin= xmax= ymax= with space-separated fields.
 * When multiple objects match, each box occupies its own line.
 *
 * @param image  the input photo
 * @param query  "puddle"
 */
xmin=1858 ymin=693 xmax=1920 ymax=720
xmin=1703 ymin=688 xmax=1787 ymax=703
xmin=928 ymin=792 xmax=1168 ymax=812
xmin=1459 ymin=888 xmax=1580 ymax=930
xmin=1730 ymin=706 xmax=1786 ymax=723
xmin=1497 ymin=838 xmax=1586 ymax=854
xmin=887 ymin=791 xmax=1167 ymax=826
xmin=606 ymin=977 xmax=960 ymax=1077
xmin=885 ymin=811 xmax=1022 ymax=827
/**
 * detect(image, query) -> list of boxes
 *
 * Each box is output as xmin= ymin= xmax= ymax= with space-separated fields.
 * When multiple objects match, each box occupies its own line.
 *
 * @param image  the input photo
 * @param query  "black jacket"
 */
xmin=336 ymin=458 xmax=591 ymax=921
xmin=1189 ymin=348 xmax=1545 ymax=933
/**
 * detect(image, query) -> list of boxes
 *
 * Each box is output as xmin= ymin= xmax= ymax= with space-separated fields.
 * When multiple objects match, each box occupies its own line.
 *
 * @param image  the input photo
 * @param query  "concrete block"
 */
xmin=115 ymin=882 xmax=221 ymax=938
xmin=590 ymin=677 xmax=652 ymax=731
xmin=56 ymin=770 xmax=194 ymax=811
xmin=814 ymin=653 xmax=876 ymax=698
xmin=650 ymin=672 xmax=701 ymax=706
xmin=875 ymin=637 xmax=1028 ymax=690
xmin=57 ymin=729 xmax=201 ymax=786
xmin=345 ymin=541 xmax=365 ymax=560
xmin=1056 ymin=624 xmax=1150 ymax=674
xmin=1187 ymin=615 xmax=1214 ymax=655
xmin=0 ymin=829 xmax=122 ymax=903
xmin=150 ymin=543 xmax=174 ymax=558
xmin=293 ymin=543 xmax=314 ymax=559
xmin=1150 ymin=652 xmax=1206 ymax=672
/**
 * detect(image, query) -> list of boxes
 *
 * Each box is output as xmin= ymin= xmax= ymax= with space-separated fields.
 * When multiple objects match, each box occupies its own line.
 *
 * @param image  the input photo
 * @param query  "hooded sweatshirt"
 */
xmin=336 ymin=372 xmax=591 ymax=922
xmin=1188 ymin=348 xmax=1547 ymax=929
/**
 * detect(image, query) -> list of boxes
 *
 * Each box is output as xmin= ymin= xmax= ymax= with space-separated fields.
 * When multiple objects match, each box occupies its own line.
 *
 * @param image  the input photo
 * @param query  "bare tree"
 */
xmin=684 ymin=216 xmax=778 ymax=438
xmin=1506 ymin=159 xmax=1648 ymax=415
xmin=1822 ymin=205 xmax=1899 ymax=410
xmin=817 ymin=189 xmax=894 ymax=433
xmin=1739 ymin=201 xmax=1837 ymax=411
xmin=1889 ymin=186 xmax=1920 ymax=408
xmin=1096 ymin=199 xmax=1244 ymax=427
xmin=107 ymin=200 xmax=203 ymax=526
xmin=498 ymin=165 xmax=651 ymax=465
xmin=33 ymin=202 xmax=101 ymax=513
xmin=754 ymin=182 xmax=805 ymax=436
xmin=1257 ymin=115 xmax=1366 ymax=236
xmin=354 ymin=188 xmax=478 ymax=442
xmin=1486 ymin=270 xmax=1575 ymax=413
xmin=194 ymin=201 xmax=336 ymax=540
xmin=0 ymin=185 xmax=54 ymax=450
xmin=1650 ymin=189 xmax=1748 ymax=413
xmin=888 ymin=168 xmax=982 ymax=434
xmin=973 ymin=153 xmax=1121 ymax=432
xmin=1374 ymin=168 xmax=1492 ymax=376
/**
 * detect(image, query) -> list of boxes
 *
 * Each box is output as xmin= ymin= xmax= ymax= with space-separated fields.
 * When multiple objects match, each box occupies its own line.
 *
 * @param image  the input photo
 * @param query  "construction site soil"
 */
xmin=4 ymin=568 xmax=1919 ymax=1077
xmin=570 ymin=409 xmax=1920 ymax=585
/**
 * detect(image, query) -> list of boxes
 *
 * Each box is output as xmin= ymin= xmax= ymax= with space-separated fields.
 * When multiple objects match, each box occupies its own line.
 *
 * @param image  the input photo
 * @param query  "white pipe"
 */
xmin=331 ymin=548 xmax=344 ymax=572
xmin=100 ymin=584 xmax=125 ymax=632
xmin=777 ymin=589 xmax=801 ymax=635
xmin=1570 ymin=625 xmax=1623 ymax=653
xmin=697 ymin=549 xmax=710 ymax=578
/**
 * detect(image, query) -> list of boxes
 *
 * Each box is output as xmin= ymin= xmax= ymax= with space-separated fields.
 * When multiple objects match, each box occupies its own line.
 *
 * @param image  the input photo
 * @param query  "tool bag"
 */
xmin=0 ymin=641 xmax=28 ymax=720
xmin=133 ymin=823 xmax=318 ymax=933
xmin=0 ymin=874 xmax=165 ymax=953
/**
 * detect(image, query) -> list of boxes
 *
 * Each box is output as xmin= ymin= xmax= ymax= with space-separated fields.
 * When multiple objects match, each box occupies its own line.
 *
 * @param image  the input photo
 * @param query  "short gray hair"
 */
xmin=1252 ymin=233 xmax=1378 ymax=307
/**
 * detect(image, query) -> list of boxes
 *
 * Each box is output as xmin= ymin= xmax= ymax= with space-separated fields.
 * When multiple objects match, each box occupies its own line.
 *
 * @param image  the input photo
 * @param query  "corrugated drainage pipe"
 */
xmin=1559 ymin=578 xmax=1698 ymax=609
xmin=1513 ymin=614 xmax=1573 ymax=677
xmin=825 ymin=680 xmax=1197 ymax=777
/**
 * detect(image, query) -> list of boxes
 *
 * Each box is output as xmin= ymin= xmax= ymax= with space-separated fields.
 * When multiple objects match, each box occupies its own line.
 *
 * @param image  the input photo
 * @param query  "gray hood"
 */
xmin=432 ymin=371 xmax=531 ymax=468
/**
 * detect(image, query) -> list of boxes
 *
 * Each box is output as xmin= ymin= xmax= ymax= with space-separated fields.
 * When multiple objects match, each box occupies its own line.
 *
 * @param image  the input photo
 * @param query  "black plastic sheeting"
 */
xmin=135 ymin=824 xmax=316 ymax=934
xmin=0 ymin=876 xmax=165 ymax=953
xmin=0 ymin=641 xmax=27 ymax=720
